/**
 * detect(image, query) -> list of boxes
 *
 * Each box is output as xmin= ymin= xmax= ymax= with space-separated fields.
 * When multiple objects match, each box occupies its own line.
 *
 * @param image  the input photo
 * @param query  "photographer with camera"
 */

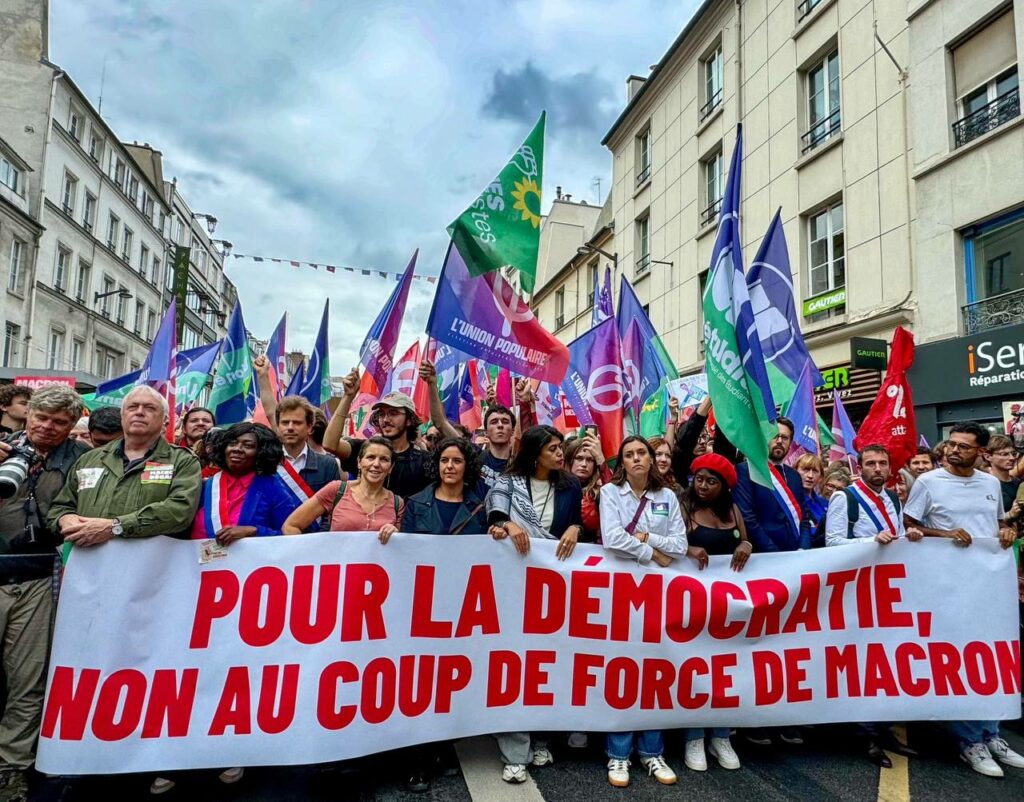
xmin=0 ymin=385 xmax=88 ymax=798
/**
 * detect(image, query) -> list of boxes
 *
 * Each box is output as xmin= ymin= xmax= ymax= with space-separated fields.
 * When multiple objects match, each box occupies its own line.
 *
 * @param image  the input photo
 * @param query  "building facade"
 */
xmin=0 ymin=0 xmax=235 ymax=388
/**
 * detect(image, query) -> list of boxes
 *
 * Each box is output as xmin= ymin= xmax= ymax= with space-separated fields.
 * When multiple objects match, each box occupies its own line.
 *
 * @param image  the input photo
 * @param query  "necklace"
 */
xmin=535 ymin=480 xmax=553 ymax=524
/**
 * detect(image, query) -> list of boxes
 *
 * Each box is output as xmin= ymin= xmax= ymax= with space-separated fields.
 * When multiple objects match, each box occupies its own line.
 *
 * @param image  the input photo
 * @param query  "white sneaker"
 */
xmin=684 ymin=738 xmax=707 ymax=771
xmin=502 ymin=764 xmax=527 ymax=783
xmin=531 ymin=747 xmax=554 ymax=767
xmin=568 ymin=731 xmax=589 ymax=749
xmin=709 ymin=737 xmax=741 ymax=770
xmin=640 ymin=755 xmax=677 ymax=785
xmin=149 ymin=777 xmax=175 ymax=794
xmin=607 ymin=758 xmax=630 ymax=787
xmin=218 ymin=767 xmax=244 ymax=784
xmin=961 ymin=743 xmax=1004 ymax=777
xmin=986 ymin=738 xmax=1024 ymax=768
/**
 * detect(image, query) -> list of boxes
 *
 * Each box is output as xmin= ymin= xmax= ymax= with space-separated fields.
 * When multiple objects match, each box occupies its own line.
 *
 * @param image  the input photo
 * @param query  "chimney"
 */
xmin=627 ymin=75 xmax=646 ymax=102
xmin=556 ymin=186 xmax=563 ymax=200
xmin=564 ymin=193 xmax=572 ymax=202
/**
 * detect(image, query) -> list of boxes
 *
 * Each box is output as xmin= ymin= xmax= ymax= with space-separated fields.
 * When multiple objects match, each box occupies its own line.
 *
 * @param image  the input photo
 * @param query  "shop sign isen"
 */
xmin=802 ymin=287 xmax=846 ymax=317
xmin=908 ymin=323 xmax=1024 ymax=406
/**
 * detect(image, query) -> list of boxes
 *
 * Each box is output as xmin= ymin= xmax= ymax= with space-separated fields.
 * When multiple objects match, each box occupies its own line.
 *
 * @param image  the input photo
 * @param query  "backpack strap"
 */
xmin=393 ymin=492 xmax=400 ymax=517
xmin=843 ymin=488 xmax=859 ymax=539
xmin=884 ymin=489 xmax=902 ymax=516
xmin=332 ymin=480 xmax=348 ymax=509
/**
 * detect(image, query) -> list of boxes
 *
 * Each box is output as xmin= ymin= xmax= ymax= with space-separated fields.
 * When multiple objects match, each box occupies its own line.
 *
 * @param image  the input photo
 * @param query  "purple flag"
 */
xmin=426 ymin=243 xmax=569 ymax=384
xmin=266 ymin=314 xmax=288 ymax=398
xmin=561 ymin=318 xmax=625 ymax=459
xmin=592 ymin=265 xmax=613 ymax=327
xmin=139 ymin=299 xmax=177 ymax=389
xmin=360 ymin=251 xmax=417 ymax=397
xmin=830 ymin=390 xmax=859 ymax=463
xmin=918 ymin=433 xmax=930 ymax=450
xmin=284 ymin=361 xmax=305 ymax=397
xmin=786 ymin=360 xmax=820 ymax=455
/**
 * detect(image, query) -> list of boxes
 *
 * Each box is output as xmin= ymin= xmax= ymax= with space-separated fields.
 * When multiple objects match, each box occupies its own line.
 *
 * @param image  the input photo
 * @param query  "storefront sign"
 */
xmin=802 ymin=287 xmax=846 ymax=317
xmin=12 ymin=376 xmax=77 ymax=390
xmin=813 ymin=363 xmax=882 ymax=408
xmin=850 ymin=337 xmax=888 ymax=371
xmin=908 ymin=323 xmax=1024 ymax=406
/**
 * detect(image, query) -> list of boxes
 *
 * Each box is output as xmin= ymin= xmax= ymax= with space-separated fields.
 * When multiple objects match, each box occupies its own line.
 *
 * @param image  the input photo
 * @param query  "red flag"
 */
xmin=495 ymin=368 xmax=513 ymax=407
xmin=853 ymin=326 xmax=917 ymax=472
xmin=413 ymin=339 xmax=437 ymax=422
xmin=386 ymin=340 xmax=421 ymax=398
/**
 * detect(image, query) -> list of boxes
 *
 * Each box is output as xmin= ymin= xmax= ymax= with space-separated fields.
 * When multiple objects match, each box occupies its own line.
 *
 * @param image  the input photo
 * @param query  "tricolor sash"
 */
xmin=848 ymin=480 xmax=898 ymax=535
xmin=276 ymin=459 xmax=314 ymax=505
xmin=769 ymin=463 xmax=802 ymax=537
xmin=202 ymin=472 xmax=232 ymax=536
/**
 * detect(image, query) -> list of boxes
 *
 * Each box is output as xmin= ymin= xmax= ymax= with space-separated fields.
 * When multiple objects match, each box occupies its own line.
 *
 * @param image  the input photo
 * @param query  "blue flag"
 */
xmin=284 ymin=361 xmax=306 ymax=397
xmin=592 ymin=265 xmax=613 ymax=327
xmin=747 ymin=209 xmax=823 ymax=399
xmin=175 ymin=341 xmax=221 ymax=410
xmin=616 ymin=276 xmax=674 ymax=400
xmin=138 ymin=299 xmax=177 ymax=389
xmin=784 ymin=360 xmax=821 ymax=454
xmin=443 ymin=364 xmax=464 ymax=422
xmin=208 ymin=302 xmax=253 ymax=425
xmin=299 ymin=300 xmax=331 ymax=407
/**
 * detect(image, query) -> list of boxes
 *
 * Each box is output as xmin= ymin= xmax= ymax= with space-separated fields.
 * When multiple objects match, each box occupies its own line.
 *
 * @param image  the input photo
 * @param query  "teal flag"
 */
xmin=448 ymin=112 xmax=545 ymax=293
xmin=208 ymin=303 xmax=253 ymax=424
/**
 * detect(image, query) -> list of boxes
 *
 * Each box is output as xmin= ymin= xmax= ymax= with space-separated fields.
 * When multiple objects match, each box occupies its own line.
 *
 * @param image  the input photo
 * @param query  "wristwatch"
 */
xmin=111 ymin=519 xmax=124 ymax=537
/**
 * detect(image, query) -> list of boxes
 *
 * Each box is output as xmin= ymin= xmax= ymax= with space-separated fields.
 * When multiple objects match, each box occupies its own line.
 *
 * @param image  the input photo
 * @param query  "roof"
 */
xmin=601 ymin=0 xmax=716 ymax=147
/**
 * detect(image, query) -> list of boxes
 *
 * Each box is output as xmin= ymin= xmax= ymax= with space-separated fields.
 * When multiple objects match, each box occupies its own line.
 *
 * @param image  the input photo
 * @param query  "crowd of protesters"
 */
xmin=0 ymin=365 xmax=1022 ymax=800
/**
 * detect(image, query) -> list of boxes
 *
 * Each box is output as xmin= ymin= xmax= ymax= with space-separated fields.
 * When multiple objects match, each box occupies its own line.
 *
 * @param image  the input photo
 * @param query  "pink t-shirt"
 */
xmin=315 ymin=481 xmax=403 ymax=532
xmin=191 ymin=472 xmax=255 ymax=539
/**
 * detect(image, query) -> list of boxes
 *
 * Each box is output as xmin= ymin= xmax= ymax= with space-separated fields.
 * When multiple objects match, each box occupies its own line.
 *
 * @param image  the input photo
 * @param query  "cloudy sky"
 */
xmin=50 ymin=0 xmax=698 ymax=371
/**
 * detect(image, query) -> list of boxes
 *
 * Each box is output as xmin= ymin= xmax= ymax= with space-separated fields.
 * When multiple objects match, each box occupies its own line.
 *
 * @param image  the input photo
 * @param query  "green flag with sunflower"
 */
xmin=447 ymin=111 xmax=545 ymax=293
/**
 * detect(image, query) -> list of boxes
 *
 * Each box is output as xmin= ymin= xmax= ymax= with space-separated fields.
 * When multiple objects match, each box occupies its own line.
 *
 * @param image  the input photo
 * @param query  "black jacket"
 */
xmin=401 ymin=486 xmax=489 ymax=535
xmin=297 ymin=449 xmax=342 ymax=494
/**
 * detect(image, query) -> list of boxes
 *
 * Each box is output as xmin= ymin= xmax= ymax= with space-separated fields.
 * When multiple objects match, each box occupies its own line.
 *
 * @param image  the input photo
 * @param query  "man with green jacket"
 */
xmin=47 ymin=386 xmax=201 ymax=545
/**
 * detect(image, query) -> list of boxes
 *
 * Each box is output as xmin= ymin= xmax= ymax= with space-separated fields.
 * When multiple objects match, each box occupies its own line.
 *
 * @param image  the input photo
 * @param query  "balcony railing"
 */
xmin=962 ymin=287 xmax=1024 ymax=334
xmin=700 ymin=197 xmax=722 ymax=228
xmin=636 ymin=164 xmax=651 ymax=186
xmin=797 ymin=0 xmax=823 ymax=23
xmin=699 ymin=89 xmax=723 ymax=123
xmin=635 ymin=254 xmax=651 ymax=275
xmin=801 ymin=107 xmax=841 ymax=153
xmin=953 ymin=88 xmax=1020 ymax=148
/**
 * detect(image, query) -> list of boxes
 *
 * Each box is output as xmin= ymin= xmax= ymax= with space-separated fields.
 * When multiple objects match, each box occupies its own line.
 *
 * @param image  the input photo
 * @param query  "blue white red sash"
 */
xmin=276 ymin=459 xmax=314 ymax=504
xmin=203 ymin=472 xmax=232 ymax=536
xmin=848 ymin=480 xmax=897 ymax=535
xmin=769 ymin=464 xmax=802 ymax=536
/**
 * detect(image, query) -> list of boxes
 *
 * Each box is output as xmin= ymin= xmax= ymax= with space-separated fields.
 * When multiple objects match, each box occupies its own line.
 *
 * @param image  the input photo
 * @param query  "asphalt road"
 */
xmin=29 ymin=718 xmax=1024 ymax=801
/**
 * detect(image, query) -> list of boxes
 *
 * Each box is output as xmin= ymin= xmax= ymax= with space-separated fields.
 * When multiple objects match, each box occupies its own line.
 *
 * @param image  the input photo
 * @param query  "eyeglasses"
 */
xmin=990 ymin=450 xmax=1016 ymax=458
xmin=945 ymin=441 xmax=978 ymax=452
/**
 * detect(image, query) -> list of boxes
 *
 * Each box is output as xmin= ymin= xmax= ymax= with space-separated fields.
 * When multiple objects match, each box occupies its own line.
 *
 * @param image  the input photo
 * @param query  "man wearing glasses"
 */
xmin=904 ymin=421 xmax=1022 ymax=778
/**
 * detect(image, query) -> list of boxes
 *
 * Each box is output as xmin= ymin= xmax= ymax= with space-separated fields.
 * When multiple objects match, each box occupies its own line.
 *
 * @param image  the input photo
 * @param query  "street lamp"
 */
xmin=192 ymin=213 xmax=218 ymax=235
xmin=577 ymin=244 xmax=618 ymax=267
xmin=211 ymin=239 xmax=234 ymax=258
xmin=94 ymin=287 xmax=132 ymax=304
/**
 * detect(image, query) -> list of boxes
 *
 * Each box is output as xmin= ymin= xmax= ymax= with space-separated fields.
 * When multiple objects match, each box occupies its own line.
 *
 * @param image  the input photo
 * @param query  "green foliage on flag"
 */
xmin=447 ymin=112 xmax=545 ymax=293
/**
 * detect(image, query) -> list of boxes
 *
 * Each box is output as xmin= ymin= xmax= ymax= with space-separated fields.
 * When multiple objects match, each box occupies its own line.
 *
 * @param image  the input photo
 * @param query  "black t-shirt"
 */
xmin=342 ymin=438 xmax=430 ymax=500
xmin=480 ymin=449 xmax=509 ymax=490
xmin=688 ymin=522 xmax=742 ymax=555
xmin=1000 ymin=477 xmax=1021 ymax=513
xmin=436 ymin=498 xmax=462 ymax=533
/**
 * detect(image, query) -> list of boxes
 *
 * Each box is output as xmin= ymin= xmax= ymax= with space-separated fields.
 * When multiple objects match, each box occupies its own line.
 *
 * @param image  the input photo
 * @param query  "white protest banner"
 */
xmin=38 ymin=535 xmax=1020 ymax=774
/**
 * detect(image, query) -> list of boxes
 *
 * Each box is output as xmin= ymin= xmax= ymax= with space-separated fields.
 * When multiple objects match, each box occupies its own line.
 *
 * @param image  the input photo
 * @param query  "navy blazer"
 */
xmin=298 ymin=449 xmax=341 ymax=494
xmin=401 ymin=487 xmax=489 ymax=535
xmin=733 ymin=461 xmax=810 ymax=552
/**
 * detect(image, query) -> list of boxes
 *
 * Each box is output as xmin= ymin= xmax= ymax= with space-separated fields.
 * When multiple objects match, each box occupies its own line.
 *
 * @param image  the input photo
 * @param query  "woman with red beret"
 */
xmin=679 ymin=452 xmax=751 ymax=774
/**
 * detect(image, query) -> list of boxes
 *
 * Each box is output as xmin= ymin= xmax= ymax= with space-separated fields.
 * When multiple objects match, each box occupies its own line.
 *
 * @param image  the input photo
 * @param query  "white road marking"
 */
xmin=456 ymin=736 xmax=547 ymax=802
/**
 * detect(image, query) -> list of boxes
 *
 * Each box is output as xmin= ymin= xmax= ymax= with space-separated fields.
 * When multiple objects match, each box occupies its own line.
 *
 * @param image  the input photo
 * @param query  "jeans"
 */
xmin=606 ymin=730 xmax=664 ymax=760
xmin=496 ymin=732 xmax=548 ymax=765
xmin=685 ymin=727 xmax=729 ymax=742
xmin=950 ymin=720 xmax=1000 ymax=750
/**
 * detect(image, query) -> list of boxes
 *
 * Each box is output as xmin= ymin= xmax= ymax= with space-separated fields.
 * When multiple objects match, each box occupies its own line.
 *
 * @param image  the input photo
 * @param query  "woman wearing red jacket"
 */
xmin=564 ymin=433 xmax=609 ymax=542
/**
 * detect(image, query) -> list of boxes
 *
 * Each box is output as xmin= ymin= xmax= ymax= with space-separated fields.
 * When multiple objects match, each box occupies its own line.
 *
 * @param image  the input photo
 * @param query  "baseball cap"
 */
xmin=372 ymin=392 xmax=416 ymax=414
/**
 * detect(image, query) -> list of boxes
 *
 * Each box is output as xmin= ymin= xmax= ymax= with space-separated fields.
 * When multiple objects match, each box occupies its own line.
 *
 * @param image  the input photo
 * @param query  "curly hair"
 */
xmin=508 ymin=425 xmax=573 ymax=488
xmin=426 ymin=436 xmax=483 ymax=489
xmin=210 ymin=422 xmax=284 ymax=476
xmin=368 ymin=407 xmax=421 ymax=443
xmin=0 ymin=384 xmax=32 ymax=409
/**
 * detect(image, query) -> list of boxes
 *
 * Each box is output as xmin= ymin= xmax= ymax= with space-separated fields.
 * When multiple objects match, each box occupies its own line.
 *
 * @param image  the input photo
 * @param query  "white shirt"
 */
xmin=903 ymin=468 xmax=1004 ymax=539
xmin=286 ymin=444 xmax=310 ymax=473
xmin=825 ymin=482 xmax=905 ymax=547
xmin=529 ymin=477 xmax=555 ymax=532
xmin=599 ymin=483 xmax=687 ymax=564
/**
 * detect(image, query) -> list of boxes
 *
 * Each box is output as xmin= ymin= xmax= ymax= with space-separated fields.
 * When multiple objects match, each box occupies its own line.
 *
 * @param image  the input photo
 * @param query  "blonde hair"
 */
xmin=795 ymin=454 xmax=823 ymax=473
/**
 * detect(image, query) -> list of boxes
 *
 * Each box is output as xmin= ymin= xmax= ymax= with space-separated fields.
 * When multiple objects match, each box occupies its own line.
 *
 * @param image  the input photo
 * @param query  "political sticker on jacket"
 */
xmin=76 ymin=468 xmax=104 ymax=490
xmin=140 ymin=462 xmax=174 ymax=484
xmin=650 ymin=501 xmax=669 ymax=516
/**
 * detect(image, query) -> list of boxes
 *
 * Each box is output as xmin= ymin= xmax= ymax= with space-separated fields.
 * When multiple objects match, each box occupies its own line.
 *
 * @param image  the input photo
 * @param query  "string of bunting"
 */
xmin=230 ymin=253 xmax=438 ymax=283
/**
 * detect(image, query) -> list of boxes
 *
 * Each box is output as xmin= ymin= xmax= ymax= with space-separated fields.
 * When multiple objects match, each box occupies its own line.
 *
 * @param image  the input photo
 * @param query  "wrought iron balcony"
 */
xmin=700 ymin=197 xmax=722 ymax=228
xmin=953 ymin=88 xmax=1020 ymax=148
xmin=798 ymin=0 xmax=823 ymax=23
xmin=962 ymin=287 xmax=1024 ymax=334
xmin=699 ymin=89 xmax=722 ymax=123
xmin=801 ymin=107 xmax=841 ymax=153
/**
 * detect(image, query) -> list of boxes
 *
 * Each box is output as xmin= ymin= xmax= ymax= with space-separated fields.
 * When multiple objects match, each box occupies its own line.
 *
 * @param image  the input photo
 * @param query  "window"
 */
xmin=143 ymin=193 xmax=155 ymax=223
xmin=75 ymin=259 xmax=91 ymax=303
xmin=71 ymin=338 xmax=83 ymax=370
xmin=94 ymin=345 xmax=120 ymax=379
xmin=964 ymin=208 xmax=1024 ymax=312
xmin=806 ymin=201 xmax=845 ymax=314
xmin=121 ymin=227 xmax=133 ymax=262
xmin=554 ymin=287 xmax=565 ymax=329
xmin=88 ymin=130 xmax=103 ymax=162
xmin=61 ymin=170 xmax=78 ymax=215
xmin=54 ymin=246 xmax=71 ymax=293
xmin=182 ymin=327 xmax=200 ymax=350
xmin=636 ymin=212 xmax=651 ymax=274
xmin=4 ymin=323 xmax=21 ymax=367
xmin=701 ymin=149 xmax=723 ymax=227
xmin=165 ymin=256 xmax=175 ymax=291
xmin=803 ymin=51 xmax=841 ymax=152
xmin=584 ymin=262 xmax=598 ymax=310
xmin=115 ymin=285 xmax=127 ymax=325
xmin=113 ymin=157 xmax=126 ymax=190
xmin=134 ymin=300 xmax=145 ymax=335
xmin=701 ymin=44 xmax=723 ymax=122
xmin=100 ymin=275 xmax=115 ymax=316
xmin=0 ymin=156 xmax=21 ymax=193
xmin=7 ymin=239 xmax=25 ymax=294
xmin=83 ymin=191 xmax=97 ymax=232
xmin=68 ymin=108 xmax=82 ymax=141
xmin=128 ymin=175 xmax=139 ymax=203
xmin=147 ymin=309 xmax=157 ymax=340
xmin=952 ymin=11 xmax=1019 ymax=148
xmin=139 ymin=244 xmax=149 ymax=279
xmin=798 ymin=0 xmax=824 ymax=23
xmin=106 ymin=213 xmax=120 ymax=250
xmin=152 ymin=255 xmax=161 ymax=286
xmin=698 ymin=269 xmax=709 ymax=354
xmin=635 ymin=126 xmax=652 ymax=185
xmin=48 ymin=329 xmax=66 ymax=370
